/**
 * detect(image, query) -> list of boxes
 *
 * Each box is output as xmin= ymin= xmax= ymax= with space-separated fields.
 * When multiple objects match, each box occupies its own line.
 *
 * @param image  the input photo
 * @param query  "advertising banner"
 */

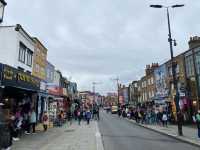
xmin=154 ymin=64 xmax=169 ymax=99
xmin=123 ymin=87 xmax=129 ymax=104
xmin=46 ymin=83 xmax=61 ymax=96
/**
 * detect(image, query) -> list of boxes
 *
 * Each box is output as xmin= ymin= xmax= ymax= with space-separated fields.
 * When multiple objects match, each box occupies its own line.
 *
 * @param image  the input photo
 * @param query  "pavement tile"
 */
xmin=127 ymin=119 xmax=200 ymax=147
xmin=12 ymin=121 xmax=98 ymax=150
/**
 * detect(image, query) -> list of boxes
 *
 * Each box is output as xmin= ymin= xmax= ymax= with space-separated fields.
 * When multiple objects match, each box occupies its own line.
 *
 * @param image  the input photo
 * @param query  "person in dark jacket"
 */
xmin=195 ymin=110 xmax=200 ymax=138
xmin=0 ymin=105 xmax=12 ymax=150
xmin=77 ymin=108 xmax=82 ymax=125
xmin=177 ymin=110 xmax=184 ymax=136
xmin=86 ymin=109 xmax=92 ymax=125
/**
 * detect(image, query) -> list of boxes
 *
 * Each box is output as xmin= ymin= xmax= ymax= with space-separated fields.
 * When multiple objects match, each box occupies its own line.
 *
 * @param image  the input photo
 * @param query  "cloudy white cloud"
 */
xmin=3 ymin=0 xmax=200 ymax=94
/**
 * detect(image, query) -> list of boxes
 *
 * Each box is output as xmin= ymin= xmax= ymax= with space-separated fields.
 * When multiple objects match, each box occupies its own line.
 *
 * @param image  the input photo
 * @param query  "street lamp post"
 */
xmin=150 ymin=4 xmax=184 ymax=136
xmin=0 ymin=0 xmax=7 ymax=24
xmin=92 ymin=82 xmax=101 ymax=105
xmin=111 ymin=78 xmax=120 ymax=110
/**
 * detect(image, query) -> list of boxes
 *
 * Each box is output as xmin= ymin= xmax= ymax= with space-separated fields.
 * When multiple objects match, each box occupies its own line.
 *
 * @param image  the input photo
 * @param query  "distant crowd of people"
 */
xmin=115 ymin=106 xmax=200 ymax=138
xmin=53 ymin=104 xmax=100 ymax=127
xmin=117 ymin=107 xmax=173 ymax=127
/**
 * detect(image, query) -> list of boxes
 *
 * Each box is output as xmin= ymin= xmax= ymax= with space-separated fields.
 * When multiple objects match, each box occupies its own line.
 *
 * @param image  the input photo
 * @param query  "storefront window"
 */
xmin=19 ymin=42 xmax=26 ymax=63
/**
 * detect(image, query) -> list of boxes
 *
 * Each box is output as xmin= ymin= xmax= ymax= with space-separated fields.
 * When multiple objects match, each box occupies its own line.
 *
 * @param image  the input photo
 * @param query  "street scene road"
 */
xmin=1 ymin=1 xmax=200 ymax=150
xmin=98 ymin=111 xmax=199 ymax=150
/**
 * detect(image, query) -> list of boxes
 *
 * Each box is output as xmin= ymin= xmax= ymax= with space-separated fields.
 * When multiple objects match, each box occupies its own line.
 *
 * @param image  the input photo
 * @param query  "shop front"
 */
xmin=36 ymin=81 xmax=48 ymax=122
xmin=0 ymin=63 xmax=40 ymax=126
xmin=46 ymin=84 xmax=63 ymax=121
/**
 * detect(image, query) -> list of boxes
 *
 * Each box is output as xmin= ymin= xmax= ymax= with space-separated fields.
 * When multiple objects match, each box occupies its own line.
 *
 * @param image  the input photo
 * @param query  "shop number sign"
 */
xmin=2 ymin=65 xmax=40 ymax=90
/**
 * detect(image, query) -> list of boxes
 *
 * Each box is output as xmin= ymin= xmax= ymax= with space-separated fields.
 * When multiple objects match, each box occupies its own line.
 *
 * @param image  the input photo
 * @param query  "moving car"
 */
xmin=111 ymin=106 xmax=118 ymax=114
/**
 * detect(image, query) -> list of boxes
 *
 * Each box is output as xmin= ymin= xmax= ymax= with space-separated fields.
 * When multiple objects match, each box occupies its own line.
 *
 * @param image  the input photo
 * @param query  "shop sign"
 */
xmin=179 ymin=92 xmax=185 ymax=97
xmin=1 ymin=64 xmax=40 ymax=90
xmin=46 ymin=83 xmax=62 ymax=96
xmin=40 ymin=81 xmax=47 ymax=91
xmin=154 ymin=64 xmax=169 ymax=98
xmin=63 ymin=88 xmax=68 ymax=96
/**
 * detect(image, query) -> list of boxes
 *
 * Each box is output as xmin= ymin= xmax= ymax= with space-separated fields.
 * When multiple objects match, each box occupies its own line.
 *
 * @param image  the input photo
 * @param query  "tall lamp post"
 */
xmin=111 ymin=78 xmax=120 ymax=110
xmin=150 ymin=4 xmax=184 ymax=136
xmin=92 ymin=82 xmax=101 ymax=105
xmin=0 ymin=0 xmax=7 ymax=24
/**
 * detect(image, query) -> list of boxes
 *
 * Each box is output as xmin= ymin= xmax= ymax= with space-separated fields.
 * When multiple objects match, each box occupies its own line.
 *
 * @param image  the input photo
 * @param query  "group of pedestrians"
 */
xmin=116 ymin=105 xmax=200 ymax=138
xmin=0 ymin=106 xmax=50 ymax=150
xmin=118 ymin=107 xmax=175 ymax=127
xmin=65 ymin=104 xmax=100 ymax=126
xmin=70 ymin=107 xmax=96 ymax=125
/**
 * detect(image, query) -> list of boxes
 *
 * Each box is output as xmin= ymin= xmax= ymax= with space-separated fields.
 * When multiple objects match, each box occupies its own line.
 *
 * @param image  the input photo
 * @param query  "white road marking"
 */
xmin=95 ymin=121 xmax=104 ymax=150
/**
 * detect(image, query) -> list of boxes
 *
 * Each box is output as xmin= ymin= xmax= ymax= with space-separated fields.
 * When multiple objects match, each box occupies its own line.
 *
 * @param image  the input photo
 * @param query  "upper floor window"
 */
xmin=27 ymin=49 xmax=33 ymax=66
xmin=19 ymin=42 xmax=33 ymax=67
xmin=185 ymin=54 xmax=195 ymax=77
xmin=35 ymin=63 xmax=40 ymax=73
xmin=195 ymin=51 xmax=200 ymax=75
xmin=19 ymin=42 xmax=26 ymax=63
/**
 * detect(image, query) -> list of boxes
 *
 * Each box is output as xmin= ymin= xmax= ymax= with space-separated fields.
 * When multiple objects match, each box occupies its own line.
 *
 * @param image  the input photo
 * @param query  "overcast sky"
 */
xmin=3 ymin=0 xmax=200 ymax=94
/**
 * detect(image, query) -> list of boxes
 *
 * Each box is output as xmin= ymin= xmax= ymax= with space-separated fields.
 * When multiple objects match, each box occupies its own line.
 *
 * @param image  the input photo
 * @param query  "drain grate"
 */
xmin=64 ymin=129 xmax=75 ymax=132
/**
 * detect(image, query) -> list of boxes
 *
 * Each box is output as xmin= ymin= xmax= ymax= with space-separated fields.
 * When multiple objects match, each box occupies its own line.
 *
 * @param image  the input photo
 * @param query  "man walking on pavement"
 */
xmin=86 ymin=108 xmax=92 ymax=125
xmin=42 ymin=111 xmax=49 ymax=132
xmin=177 ymin=110 xmax=184 ymax=136
xmin=196 ymin=110 xmax=200 ymax=138
xmin=77 ymin=108 xmax=82 ymax=125
xmin=30 ymin=109 xmax=36 ymax=134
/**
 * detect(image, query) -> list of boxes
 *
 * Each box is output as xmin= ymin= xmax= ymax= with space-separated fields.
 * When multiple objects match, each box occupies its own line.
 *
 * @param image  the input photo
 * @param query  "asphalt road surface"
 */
xmin=98 ymin=111 xmax=199 ymax=150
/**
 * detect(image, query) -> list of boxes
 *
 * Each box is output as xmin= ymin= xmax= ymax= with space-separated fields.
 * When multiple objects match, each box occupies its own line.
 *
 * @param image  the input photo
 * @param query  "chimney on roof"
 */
xmin=145 ymin=63 xmax=159 ymax=76
xmin=188 ymin=36 xmax=200 ymax=49
xmin=15 ymin=24 xmax=22 ymax=31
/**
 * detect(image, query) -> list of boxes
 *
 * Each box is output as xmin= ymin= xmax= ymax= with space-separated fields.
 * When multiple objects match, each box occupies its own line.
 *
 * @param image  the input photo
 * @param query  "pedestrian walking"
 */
xmin=10 ymin=113 xmax=21 ymax=141
xmin=23 ymin=112 xmax=30 ymax=135
xmin=177 ymin=110 xmax=184 ymax=136
xmin=86 ymin=109 xmax=92 ymax=125
xmin=77 ymin=109 xmax=82 ymax=125
xmin=162 ymin=111 xmax=168 ymax=127
xmin=0 ymin=104 xmax=12 ymax=150
xmin=42 ymin=111 xmax=49 ymax=132
xmin=118 ymin=108 xmax=121 ymax=118
xmin=67 ymin=110 xmax=72 ymax=125
xmin=195 ymin=110 xmax=200 ymax=138
xmin=29 ymin=109 xmax=36 ymax=134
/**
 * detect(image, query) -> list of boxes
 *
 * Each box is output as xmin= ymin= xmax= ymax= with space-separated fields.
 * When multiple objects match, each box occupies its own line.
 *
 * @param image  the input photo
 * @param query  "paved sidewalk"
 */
xmin=127 ymin=119 xmax=200 ymax=147
xmin=12 ymin=121 xmax=101 ymax=150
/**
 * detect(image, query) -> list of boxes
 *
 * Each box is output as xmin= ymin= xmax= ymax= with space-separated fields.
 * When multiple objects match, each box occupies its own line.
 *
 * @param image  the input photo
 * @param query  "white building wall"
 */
xmin=53 ymin=71 xmax=60 ymax=86
xmin=0 ymin=25 xmax=34 ymax=72
xmin=0 ymin=26 xmax=17 ymax=66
